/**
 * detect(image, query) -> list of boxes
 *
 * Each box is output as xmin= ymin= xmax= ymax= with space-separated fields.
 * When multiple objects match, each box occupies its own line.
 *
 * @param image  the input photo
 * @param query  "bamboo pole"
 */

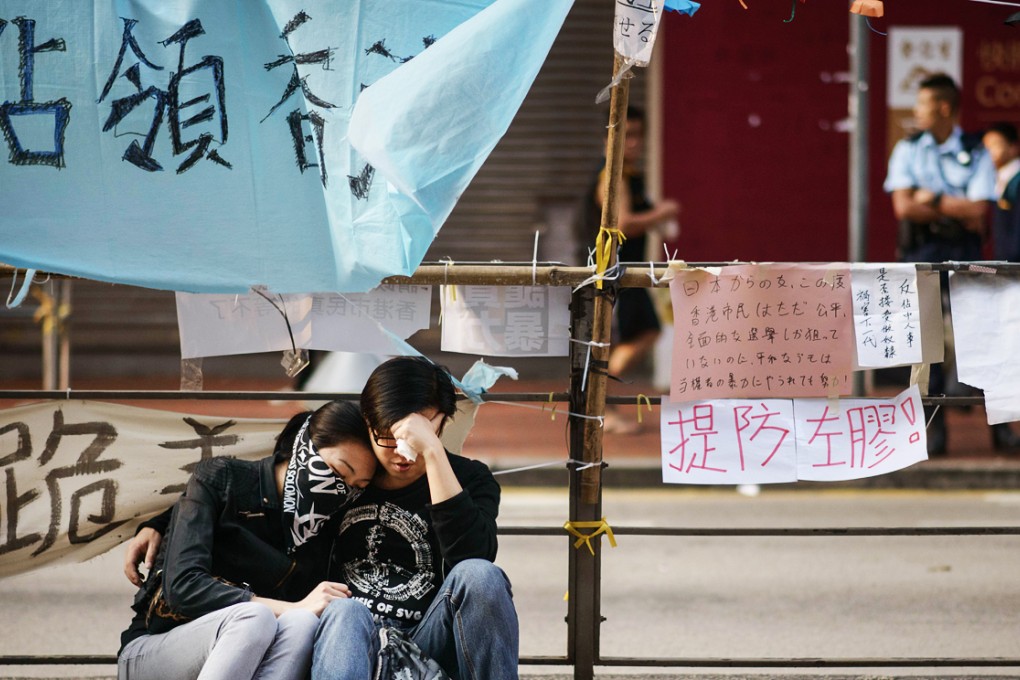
xmin=581 ymin=52 xmax=631 ymax=505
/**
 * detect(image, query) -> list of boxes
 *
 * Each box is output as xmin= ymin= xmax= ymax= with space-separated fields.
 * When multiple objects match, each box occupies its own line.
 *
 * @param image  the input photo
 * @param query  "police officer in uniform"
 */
xmin=884 ymin=72 xmax=1020 ymax=455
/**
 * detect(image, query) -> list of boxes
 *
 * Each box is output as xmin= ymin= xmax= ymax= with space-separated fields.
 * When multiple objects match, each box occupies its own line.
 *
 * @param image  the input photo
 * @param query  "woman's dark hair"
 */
xmin=987 ymin=121 xmax=1020 ymax=146
xmin=274 ymin=401 xmax=370 ymax=461
xmin=361 ymin=356 xmax=457 ymax=434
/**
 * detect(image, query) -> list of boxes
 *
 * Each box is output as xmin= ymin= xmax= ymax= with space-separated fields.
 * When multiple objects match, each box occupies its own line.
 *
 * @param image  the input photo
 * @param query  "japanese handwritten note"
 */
xmin=440 ymin=286 xmax=570 ymax=357
xmin=660 ymin=386 xmax=927 ymax=485
xmin=176 ymin=286 xmax=432 ymax=359
xmin=614 ymin=0 xmax=665 ymax=65
xmin=795 ymin=385 xmax=927 ymax=481
xmin=669 ymin=264 xmax=854 ymax=401
xmin=851 ymin=264 xmax=922 ymax=368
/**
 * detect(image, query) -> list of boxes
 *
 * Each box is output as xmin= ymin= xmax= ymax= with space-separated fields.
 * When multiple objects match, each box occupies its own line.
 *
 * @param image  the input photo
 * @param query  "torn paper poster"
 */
xmin=950 ymin=272 xmax=1020 ymax=424
xmin=176 ymin=286 xmax=431 ymax=359
xmin=440 ymin=285 xmax=571 ymax=357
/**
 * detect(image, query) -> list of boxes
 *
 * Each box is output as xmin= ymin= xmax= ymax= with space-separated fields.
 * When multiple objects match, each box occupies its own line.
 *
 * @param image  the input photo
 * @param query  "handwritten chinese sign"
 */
xmin=660 ymin=386 xmax=926 ymax=485
xmin=851 ymin=264 xmax=922 ymax=368
xmin=0 ymin=0 xmax=571 ymax=294
xmin=660 ymin=398 xmax=797 ymax=485
xmin=669 ymin=264 xmax=853 ymax=401
xmin=440 ymin=286 xmax=570 ymax=357
xmin=795 ymin=386 xmax=927 ymax=481
xmin=0 ymin=401 xmax=282 ymax=578
xmin=176 ymin=286 xmax=432 ymax=358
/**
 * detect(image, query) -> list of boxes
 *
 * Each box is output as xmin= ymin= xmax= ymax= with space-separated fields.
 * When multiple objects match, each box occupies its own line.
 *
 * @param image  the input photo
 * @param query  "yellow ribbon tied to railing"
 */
xmin=563 ymin=518 xmax=617 ymax=556
xmin=594 ymin=226 xmax=625 ymax=290
xmin=32 ymin=289 xmax=69 ymax=336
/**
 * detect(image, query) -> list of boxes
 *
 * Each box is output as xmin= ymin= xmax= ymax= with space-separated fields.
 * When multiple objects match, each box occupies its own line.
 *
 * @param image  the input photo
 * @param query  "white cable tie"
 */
xmin=532 ymin=230 xmax=540 ymax=285
xmin=581 ymin=345 xmax=592 ymax=393
xmin=646 ymin=261 xmax=661 ymax=286
xmin=575 ymin=460 xmax=601 ymax=471
xmin=572 ymin=263 xmax=622 ymax=294
xmin=569 ymin=338 xmax=611 ymax=348
xmin=66 ymin=387 xmax=71 ymax=400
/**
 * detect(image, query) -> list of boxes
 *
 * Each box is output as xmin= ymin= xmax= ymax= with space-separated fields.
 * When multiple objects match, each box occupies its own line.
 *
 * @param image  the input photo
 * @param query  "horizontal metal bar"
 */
xmin=495 ymin=526 xmax=1020 ymax=536
xmin=597 ymin=656 xmax=1020 ymax=668
xmin=0 ymin=391 xmax=987 ymax=409
xmin=8 ymin=261 xmax=1020 ymax=291
xmin=0 ymin=655 xmax=116 ymax=665
xmin=0 ymin=390 xmax=571 ymax=403
xmin=3 ymin=654 xmax=1017 ymax=668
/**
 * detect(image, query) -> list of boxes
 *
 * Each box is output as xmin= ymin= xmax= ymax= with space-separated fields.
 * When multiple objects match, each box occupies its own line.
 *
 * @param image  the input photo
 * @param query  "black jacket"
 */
xmin=119 ymin=453 xmax=335 ymax=652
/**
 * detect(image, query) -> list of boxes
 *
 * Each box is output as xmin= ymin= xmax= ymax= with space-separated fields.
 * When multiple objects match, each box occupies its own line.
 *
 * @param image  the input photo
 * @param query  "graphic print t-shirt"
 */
xmin=334 ymin=453 xmax=499 ymax=624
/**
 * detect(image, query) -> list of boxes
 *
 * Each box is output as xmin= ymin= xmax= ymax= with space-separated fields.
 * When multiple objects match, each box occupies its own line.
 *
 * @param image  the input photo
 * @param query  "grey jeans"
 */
xmin=118 ymin=602 xmax=318 ymax=680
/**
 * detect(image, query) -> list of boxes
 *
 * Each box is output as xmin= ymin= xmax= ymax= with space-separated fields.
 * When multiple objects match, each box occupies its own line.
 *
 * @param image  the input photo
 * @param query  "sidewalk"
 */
xmin=4 ymin=373 xmax=1020 ymax=490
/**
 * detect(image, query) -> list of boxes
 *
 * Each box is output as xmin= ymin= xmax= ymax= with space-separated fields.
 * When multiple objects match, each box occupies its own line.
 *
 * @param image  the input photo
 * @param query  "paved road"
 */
xmin=2 ymin=487 xmax=1020 ymax=679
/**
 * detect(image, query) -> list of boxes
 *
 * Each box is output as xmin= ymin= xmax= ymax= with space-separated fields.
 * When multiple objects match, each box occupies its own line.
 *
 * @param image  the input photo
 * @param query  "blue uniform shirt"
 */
xmin=884 ymin=126 xmax=997 ymax=201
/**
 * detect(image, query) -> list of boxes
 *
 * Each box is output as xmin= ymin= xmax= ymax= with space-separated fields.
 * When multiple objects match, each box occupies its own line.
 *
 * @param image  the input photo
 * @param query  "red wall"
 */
xmin=659 ymin=0 xmax=1020 ymax=263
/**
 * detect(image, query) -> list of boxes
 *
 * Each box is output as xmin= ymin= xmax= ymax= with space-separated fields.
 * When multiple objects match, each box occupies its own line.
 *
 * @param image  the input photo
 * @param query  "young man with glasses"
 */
xmin=312 ymin=356 xmax=519 ymax=680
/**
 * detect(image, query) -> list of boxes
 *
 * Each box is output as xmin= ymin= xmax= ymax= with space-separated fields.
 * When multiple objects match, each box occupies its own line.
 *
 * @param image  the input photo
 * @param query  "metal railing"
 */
xmin=2 ymin=262 xmax=1020 ymax=678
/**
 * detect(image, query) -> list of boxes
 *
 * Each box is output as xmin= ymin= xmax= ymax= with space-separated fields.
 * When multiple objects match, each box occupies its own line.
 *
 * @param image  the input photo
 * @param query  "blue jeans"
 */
xmin=312 ymin=559 xmax=518 ymax=680
xmin=119 ymin=602 xmax=319 ymax=680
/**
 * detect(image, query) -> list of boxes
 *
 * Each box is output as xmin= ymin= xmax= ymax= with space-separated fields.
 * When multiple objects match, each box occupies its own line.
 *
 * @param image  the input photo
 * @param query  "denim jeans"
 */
xmin=312 ymin=559 xmax=519 ymax=680
xmin=118 ymin=602 xmax=319 ymax=680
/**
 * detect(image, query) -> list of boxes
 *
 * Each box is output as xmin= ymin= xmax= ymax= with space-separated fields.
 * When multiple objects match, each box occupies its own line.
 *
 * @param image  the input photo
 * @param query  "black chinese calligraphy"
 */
xmin=98 ymin=17 xmax=230 ymax=174
xmin=158 ymin=417 xmax=239 ymax=495
xmin=262 ymin=11 xmax=336 ymax=187
xmin=0 ymin=16 xmax=72 ymax=168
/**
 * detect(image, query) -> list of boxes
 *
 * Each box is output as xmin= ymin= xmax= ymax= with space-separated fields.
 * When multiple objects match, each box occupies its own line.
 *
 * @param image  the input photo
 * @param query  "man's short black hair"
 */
xmin=361 ymin=356 xmax=457 ymax=434
xmin=626 ymin=106 xmax=645 ymax=125
xmin=919 ymin=72 xmax=960 ymax=115
xmin=986 ymin=121 xmax=1020 ymax=146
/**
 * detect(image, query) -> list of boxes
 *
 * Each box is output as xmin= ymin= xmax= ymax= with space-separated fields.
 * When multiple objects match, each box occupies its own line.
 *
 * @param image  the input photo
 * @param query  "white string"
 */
xmin=484 ymin=399 xmax=605 ymax=423
xmin=569 ymin=338 xmax=611 ymax=348
xmin=646 ymin=261 xmax=662 ymax=286
xmin=582 ymin=344 xmax=592 ymax=392
xmin=492 ymin=457 xmax=603 ymax=476
xmin=663 ymin=243 xmax=679 ymax=262
xmin=6 ymin=268 xmax=18 ymax=306
xmin=967 ymin=0 xmax=1020 ymax=7
xmin=532 ymin=230 xmax=540 ymax=285
xmin=572 ymin=263 xmax=622 ymax=293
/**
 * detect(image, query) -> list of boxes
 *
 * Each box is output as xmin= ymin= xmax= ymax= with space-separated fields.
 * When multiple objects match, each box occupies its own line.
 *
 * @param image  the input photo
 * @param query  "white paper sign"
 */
xmin=613 ymin=0 xmax=664 ymax=66
xmin=176 ymin=285 xmax=432 ymax=358
xmin=795 ymin=385 xmax=927 ymax=481
xmin=661 ymin=386 xmax=927 ymax=485
xmin=887 ymin=28 xmax=963 ymax=109
xmin=851 ymin=264 xmax=923 ymax=368
xmin=440 ymin=285 xmax=570 ymax=357
xmin=950 ymin=273 xmax=1020 ymax=424
xmin=660 ymin=398 xmax=798 ymax=485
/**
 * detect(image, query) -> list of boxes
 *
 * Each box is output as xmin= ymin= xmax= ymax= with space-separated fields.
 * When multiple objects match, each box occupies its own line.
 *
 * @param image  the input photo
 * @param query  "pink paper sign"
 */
xmin=669 ymin=264 xmax=854 ymax=401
